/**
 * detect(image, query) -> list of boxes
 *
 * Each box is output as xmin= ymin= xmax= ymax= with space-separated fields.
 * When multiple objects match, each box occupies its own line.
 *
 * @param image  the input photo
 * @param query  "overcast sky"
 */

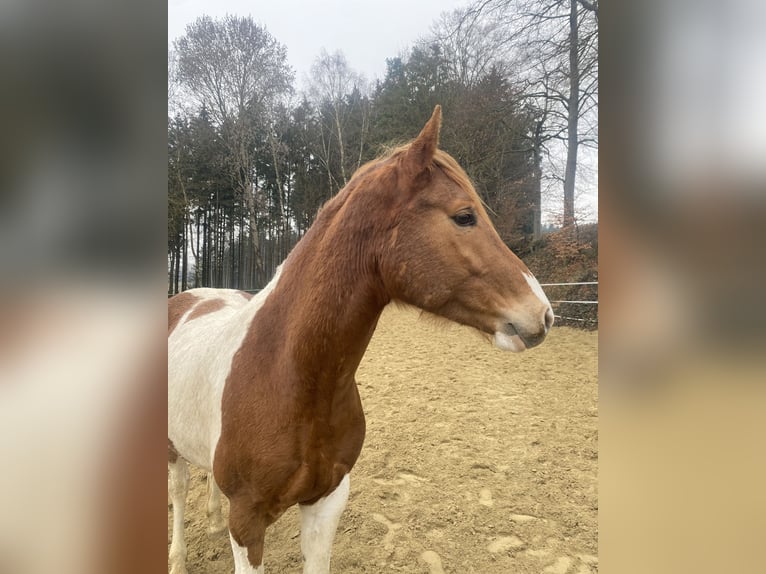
xmin=169 ymin=0 xmax=470 ymax=89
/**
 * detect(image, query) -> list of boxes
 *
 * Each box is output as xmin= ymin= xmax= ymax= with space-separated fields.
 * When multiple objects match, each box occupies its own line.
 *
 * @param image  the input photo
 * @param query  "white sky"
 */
xmin=169 ymin=0 xmax=470 ymax=89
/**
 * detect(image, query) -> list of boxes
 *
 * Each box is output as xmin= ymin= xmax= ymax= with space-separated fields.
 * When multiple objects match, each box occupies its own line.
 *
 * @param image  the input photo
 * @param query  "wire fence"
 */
xmin=541 ymin=281 xmax=599 ymax=328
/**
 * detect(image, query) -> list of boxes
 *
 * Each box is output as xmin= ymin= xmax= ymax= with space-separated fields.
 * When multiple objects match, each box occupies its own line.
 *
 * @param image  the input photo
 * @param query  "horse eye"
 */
xmin=452 ymin=212 xmax=476 ymax=227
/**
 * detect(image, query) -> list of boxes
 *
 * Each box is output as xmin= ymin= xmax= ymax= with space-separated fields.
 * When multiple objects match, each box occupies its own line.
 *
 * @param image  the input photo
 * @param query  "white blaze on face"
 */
xmin=524 ymin=272 xmax=552 ymax=309
xmin=493 ymin=272 xmax=552 ymax=352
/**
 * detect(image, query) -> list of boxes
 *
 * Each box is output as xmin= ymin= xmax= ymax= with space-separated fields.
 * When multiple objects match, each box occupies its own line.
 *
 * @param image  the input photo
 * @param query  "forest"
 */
xmin=168 ymin=0 xmax=598 ymax=294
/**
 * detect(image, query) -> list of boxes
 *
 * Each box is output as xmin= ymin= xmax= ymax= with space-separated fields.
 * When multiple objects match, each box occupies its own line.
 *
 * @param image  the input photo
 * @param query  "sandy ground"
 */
xmin=169 ymin=305 xmax=598 ymax=573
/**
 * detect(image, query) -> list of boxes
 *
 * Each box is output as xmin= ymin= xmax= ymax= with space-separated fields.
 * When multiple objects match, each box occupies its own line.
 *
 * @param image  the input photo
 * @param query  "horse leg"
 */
xmin=228 ymin=495 xmax=268 ymax=574
xmin=168 ymin=457 xmax=190 ymax=574
xmin=206 ymin=472 xmax=227 ymax=536
xmin=299 ymin=474 xmax=350 ymax=574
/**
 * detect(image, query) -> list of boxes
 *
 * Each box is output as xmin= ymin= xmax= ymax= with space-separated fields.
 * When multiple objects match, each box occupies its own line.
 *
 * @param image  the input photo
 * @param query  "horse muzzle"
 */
xmin=493 ymin=307 xmax=554 ymax=352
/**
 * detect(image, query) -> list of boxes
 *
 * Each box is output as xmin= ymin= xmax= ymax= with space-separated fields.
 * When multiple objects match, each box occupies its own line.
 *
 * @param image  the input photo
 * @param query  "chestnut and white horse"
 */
xmin=168 ymin=106 xmax=553 ymax=574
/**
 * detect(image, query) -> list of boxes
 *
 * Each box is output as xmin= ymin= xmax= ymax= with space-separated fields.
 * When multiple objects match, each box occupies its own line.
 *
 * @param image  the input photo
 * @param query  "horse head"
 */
xmin=379 ymin=106 xmax=554 ymax=352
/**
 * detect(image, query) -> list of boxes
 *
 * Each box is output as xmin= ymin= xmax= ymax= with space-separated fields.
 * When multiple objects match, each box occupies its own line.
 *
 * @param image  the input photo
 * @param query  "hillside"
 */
xmin=523 ymin=223 xmax=598 ymax=329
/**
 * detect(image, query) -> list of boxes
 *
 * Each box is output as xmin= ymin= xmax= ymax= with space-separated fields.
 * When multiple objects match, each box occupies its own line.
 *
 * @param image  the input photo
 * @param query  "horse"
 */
xmin=167 ymin=105 xmax=554 ymax=574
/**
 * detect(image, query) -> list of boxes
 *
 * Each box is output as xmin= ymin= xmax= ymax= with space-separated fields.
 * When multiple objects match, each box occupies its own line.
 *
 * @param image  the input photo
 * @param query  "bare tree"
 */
xmin=174 ymin=15 xmax=294 ymax=276
xmin=308 ymin=49 xmax=369 ymax=190
xmin=168 ymin=49 xmax=179 ymax=117
xmin=463 ymin=0 xmax=598 ymax=228
xmin=429 ymin=7 xmax=514 ymax=88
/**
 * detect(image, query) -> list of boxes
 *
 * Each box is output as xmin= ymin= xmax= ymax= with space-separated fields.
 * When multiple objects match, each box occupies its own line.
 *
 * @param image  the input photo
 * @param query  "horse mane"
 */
xmin=303 ymin=140 xmax=488 ymax=262
xmin=354 ymin=144 xmax=477 ymax=198
xmin=333 ymin=142 xmax=493 ymax=226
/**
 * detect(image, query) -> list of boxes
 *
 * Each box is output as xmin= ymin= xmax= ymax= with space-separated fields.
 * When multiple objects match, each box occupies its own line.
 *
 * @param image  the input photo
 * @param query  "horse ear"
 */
xmin=403 ymin=105 xmax=442 ymax=179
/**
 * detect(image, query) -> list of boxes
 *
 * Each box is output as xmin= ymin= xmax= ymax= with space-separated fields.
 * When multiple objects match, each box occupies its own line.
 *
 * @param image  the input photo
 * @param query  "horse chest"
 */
xmin=283 ymin=416 xmax=365 ymax=505
xmin=214 ymin=377 xmax=366 ymax=507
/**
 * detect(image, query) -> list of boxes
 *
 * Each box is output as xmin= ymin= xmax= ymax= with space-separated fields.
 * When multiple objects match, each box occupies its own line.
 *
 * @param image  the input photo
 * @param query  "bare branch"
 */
xmin=576 ymin=0 xmax=598 ymax=16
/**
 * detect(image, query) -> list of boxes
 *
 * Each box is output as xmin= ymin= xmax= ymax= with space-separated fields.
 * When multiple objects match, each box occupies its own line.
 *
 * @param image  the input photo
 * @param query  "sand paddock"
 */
xmin=169 ymin=305 xmax=598 ymax=573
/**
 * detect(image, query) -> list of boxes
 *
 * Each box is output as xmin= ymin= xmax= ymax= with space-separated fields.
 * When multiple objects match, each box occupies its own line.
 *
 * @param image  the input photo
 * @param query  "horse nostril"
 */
xmin=544 ymin=307 xmax=554 ymax=332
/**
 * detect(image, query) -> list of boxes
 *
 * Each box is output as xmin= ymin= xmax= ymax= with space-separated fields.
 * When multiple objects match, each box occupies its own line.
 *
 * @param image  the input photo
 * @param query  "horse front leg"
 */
xmin=206 ymin=472 xmax=227 ymax=536
xmin=299 ymin=474 xmax=351 ymax=574
xmin=168 ymin=457 xmax=190 ymax=574
xmin=228 ymin=495 xmax=268 ymax=574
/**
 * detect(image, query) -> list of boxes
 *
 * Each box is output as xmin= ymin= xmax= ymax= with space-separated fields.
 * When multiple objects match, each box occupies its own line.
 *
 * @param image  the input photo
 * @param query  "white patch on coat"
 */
xmin=299 ymin=474 xmax=351 ymax=574
xmin=168 ymin=265 xmax=283 ymax=574
xmin=167 ymin=458 xmax=189 ymax=574
xmin=168 ymin=265 xmax=283 ymax=470
xmin=229 ymin=531 xmax=264 ymax=574
xmin=206 ymin=473 xmax=226 ymax=535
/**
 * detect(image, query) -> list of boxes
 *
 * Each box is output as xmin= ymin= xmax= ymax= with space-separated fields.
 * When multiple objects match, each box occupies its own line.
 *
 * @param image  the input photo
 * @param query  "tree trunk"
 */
xmin=562 ymin=0 xmax=580 ymax=228
xmin=194 ymin=212 xmax=201 ymax=288
xmin=168 ymin=250 xmax=175 ymax=295
xmin=202 ymin=207 xmax=209 ymax=287
xmin=181 ymin=214 xmax=188 ymax=292
xmin=532 ymin=118 xmax=545 ymax=241
xmin=234 ymin=122 xmax=264 ymax=280
xmin=284 ymin=167 xmax=292 ymax=263
xmin=173 ymin=245 xmax=180 ymax=294
xmin=268 ymin=131 xmax=290 ymax=269
xmin=176 ymin=243 xmax=182 ymax=293
xmin=243 ymin=178 xmax=264 ymax=279
xmin=333 ymin=103 xmax=348 ymax=186
xmin=229 ymin=220 xmax=235 ymax=288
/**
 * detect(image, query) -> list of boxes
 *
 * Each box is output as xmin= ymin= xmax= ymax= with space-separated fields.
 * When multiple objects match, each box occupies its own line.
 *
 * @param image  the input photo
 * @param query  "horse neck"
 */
xmin=266 ymin=205 xmax=391 ymax=386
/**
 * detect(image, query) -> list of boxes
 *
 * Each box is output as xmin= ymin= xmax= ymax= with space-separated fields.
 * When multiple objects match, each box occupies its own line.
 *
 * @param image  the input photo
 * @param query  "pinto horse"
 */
xmin=168 ymin=106 xmax=554 ymax=574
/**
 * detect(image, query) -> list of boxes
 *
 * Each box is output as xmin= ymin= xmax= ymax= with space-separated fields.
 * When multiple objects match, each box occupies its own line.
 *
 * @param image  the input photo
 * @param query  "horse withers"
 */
xmin=167 ymin=105 xmax=553 ymax=574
